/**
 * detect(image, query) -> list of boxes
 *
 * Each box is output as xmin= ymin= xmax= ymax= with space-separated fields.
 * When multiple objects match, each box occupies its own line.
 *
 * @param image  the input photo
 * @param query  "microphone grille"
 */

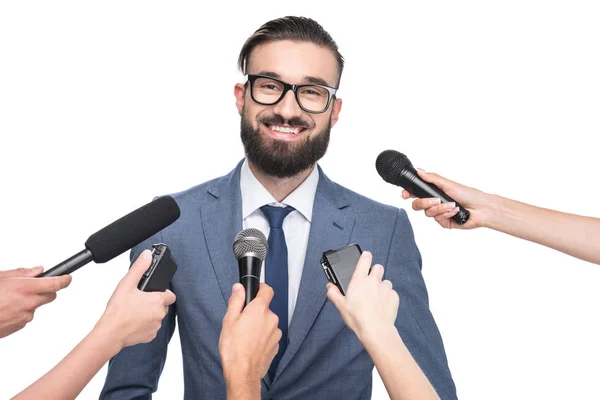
xmin=233 ymin=228 xmax=268 ymax=261
xmin=84 ymin=195 xmax=181 ymax=263
xmin=375 ymin=150 xmax=413 ymax=185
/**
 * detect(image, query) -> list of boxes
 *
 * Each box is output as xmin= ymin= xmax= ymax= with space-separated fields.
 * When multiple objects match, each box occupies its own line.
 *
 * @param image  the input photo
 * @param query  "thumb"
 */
xmin=121 ymin=250 xmax=153 ymax=287
xmin=225 ymin=283 xmax=246 ymax=320
xmin=326 ymin=283 xmax=345 ymax=312
xmin=0 ymin=266 xmax=44 ymax=279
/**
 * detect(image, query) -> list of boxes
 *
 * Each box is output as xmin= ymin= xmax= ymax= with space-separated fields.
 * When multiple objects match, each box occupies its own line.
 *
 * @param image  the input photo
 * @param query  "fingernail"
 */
xmin=140 ymin=249 xmax=152 ymax=259
xmin=232 ymin=283 xmax=242 ymax=292
xmin=452 ymin=207 xmax=460 ymax=213
xmin=444 ymin=202 xmax=456 ymax=209
xmin=417 ymin=167 xmax=426 ymax=172
xmin=428 ymin=198 xmax=441 ymax=205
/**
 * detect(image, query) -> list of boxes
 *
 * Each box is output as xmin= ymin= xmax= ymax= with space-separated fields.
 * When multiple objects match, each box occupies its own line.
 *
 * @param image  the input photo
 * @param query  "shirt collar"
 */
xmin=240 ymin=158 xmax=319 ymax=222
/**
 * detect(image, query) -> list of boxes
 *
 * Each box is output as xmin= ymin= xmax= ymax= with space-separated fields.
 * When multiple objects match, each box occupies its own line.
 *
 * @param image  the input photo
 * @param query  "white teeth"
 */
xmin=269 ymin=125 xmax=301 ymax=134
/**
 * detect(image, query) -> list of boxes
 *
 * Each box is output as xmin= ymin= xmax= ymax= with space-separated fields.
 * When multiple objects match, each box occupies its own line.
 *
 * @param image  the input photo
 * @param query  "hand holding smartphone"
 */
xmin=320 ymin=243 xmax=363 ymax=295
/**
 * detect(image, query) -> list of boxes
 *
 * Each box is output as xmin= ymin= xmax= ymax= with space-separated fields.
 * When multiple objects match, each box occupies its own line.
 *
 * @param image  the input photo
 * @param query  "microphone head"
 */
xmin=233 ymin=228 xmax=268 ymax=261
xmin=84 ymin=196 xmax=181 ymax=263
xmin=376 ymin=150 xmax=413 ymax=185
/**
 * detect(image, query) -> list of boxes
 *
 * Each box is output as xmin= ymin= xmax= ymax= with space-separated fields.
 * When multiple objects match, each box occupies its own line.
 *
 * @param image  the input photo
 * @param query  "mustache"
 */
xmin=258 ymin=114 xmax=313 ymax=129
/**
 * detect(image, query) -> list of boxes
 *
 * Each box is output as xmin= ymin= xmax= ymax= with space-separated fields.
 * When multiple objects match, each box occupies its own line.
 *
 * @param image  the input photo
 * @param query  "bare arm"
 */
xmin=487 ymin=194 xmax=600 ymax=265
xmin=404 ymin=170 xmax=600 ymax=265
xmin=219 ymin=283 xmax=281 ymax=400
xmin=12 ymin=250 xmax=176 ymax=400
xmin=0 ymin=268 xmax=72 ymax=338
xmin=327 ymin=251 xmax=439 ymax=400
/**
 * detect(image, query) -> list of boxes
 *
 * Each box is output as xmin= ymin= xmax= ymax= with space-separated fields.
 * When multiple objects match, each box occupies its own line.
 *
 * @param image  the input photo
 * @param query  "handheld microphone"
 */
xmin=38 ymin=196 xmax=181 ymax=277
xmin=376 ymin=150 xmax=470 ymax=225
xmin=232 ymin=228 xmax=268 ymax=307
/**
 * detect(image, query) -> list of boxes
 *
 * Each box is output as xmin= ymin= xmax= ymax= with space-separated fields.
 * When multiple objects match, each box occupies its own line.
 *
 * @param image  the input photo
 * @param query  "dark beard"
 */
xmin=240 ymin=112 xmax=331 ymax=178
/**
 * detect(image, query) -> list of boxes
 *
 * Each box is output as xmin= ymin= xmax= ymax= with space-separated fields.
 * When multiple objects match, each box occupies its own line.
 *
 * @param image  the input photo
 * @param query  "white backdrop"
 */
xmin=1 ymin=1 xmax=599 ymax=399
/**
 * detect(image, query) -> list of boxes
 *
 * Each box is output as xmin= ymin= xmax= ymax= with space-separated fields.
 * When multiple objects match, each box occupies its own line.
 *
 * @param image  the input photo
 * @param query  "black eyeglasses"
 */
xmin=246 ymin=74 xmax=338 ymax=114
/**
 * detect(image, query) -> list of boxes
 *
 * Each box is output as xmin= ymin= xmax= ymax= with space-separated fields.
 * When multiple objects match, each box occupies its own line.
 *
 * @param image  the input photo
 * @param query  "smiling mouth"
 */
xmin=265 ymin=123 xmax=307 ymax=135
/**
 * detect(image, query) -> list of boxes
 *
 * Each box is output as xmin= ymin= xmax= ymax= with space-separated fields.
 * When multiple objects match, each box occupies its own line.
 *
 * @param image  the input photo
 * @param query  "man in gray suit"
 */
xmin=101 ymin=16 xmax=457 ymax=400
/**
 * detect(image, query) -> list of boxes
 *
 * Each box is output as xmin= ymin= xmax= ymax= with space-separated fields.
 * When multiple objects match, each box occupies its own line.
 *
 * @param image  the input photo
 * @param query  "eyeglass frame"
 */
xmin=245 ymin=74 xmax=338 ymax=114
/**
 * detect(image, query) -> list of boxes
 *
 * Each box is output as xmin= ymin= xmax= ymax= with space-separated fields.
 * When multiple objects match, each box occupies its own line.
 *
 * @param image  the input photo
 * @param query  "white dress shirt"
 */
xmin=240 ymin=158 xmax=319 ymax=327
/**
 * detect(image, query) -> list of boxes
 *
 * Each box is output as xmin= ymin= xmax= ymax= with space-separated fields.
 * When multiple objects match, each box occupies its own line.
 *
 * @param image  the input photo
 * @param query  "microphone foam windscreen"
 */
xmin=233 ymin=228 xmax=268 ymax=261
xmin=84 ymin=196 xmax=181 ymax=263
xmin=375 ymin=150 xmax=413 ymax=185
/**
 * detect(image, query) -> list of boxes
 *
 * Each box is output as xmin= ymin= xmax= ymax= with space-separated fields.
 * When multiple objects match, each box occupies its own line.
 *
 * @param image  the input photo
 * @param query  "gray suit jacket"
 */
xmin=100 ymin=160 xmax=457 ymax=399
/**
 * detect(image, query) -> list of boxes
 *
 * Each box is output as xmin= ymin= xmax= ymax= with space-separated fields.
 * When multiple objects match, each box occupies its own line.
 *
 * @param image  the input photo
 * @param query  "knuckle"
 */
xmin=25 ymin=312 xmax=34 ymax=323
xmin=270 ymin=313 xmax=279 ymax=326
xmin=263 ymin=285 xmax=274 ymax=297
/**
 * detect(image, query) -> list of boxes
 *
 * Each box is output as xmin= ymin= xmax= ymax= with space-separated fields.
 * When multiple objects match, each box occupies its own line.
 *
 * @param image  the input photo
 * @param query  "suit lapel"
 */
xmin=200 ymin=161 xmax=243 ymax=304
xmin=275 ymin=167 xmax=355 ymax=378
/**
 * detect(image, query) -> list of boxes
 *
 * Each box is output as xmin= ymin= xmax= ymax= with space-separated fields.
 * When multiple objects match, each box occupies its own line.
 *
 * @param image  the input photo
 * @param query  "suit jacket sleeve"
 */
xmin=386 ymin=209 xmax=458 ymax=400
xmin=99 ymin=232 xmax=178 ymax=400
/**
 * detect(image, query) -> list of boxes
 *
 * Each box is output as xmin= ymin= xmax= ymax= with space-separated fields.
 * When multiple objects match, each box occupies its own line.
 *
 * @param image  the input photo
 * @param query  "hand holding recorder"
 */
xmin=326 ymin=250 xmax=440 ymax=400
xmin=12 ymin=250 xmax=176 ymax=400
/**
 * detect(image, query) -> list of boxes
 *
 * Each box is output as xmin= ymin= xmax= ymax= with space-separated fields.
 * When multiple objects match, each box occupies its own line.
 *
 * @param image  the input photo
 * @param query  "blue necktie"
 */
xmin=261 ymin=204 xmax=294 ymax=381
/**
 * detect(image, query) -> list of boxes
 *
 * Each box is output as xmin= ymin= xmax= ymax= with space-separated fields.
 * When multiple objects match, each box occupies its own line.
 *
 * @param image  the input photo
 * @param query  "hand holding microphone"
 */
xmin=386 ymin=157 xmax=600 ymax=264
xmin=0 ymin=268 xmax=72 ymax=338
xmin=376 ymin=150 xmax=472 ymax=226
xmin=400 ymin=169 xmax=489 ymax=230
xmin=219 ymin=283 xmax=281 ymax=399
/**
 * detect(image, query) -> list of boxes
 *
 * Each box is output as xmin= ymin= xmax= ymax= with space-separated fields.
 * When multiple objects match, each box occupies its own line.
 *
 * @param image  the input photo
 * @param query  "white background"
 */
xmin=1 ymin=1 xmax=599 ymax=399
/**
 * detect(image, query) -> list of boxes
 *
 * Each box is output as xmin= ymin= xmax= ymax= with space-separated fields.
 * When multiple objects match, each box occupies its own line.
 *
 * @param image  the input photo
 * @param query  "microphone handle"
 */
xmin=238 ymin=256 xmax=262 ymax=307
xmin=38 ymin=249 xmax=94 ymax=277
xmin=399 ymin=168 xmax=471 ymax=225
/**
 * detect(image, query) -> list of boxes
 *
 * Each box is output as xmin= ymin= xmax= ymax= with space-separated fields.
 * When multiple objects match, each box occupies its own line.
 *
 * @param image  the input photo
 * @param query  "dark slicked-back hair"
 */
xmin=237 ymin=16 xmax=344 ymax=86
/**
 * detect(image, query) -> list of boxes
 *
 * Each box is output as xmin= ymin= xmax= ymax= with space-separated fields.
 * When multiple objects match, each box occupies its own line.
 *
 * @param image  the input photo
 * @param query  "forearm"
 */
xmin=485 ymin=194 xmax=600 ymax=264
xmin=360 ymin=327 xmax=439 ymax=400
xmin=12 ymin=324 xmax=121 ymax=400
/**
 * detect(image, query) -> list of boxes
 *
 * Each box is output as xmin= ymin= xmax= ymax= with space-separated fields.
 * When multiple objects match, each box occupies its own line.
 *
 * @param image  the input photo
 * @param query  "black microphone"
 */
xmin=38 ymin=196 xmax=181 ymax=277
xmin=232 ymin=228 xmax=268 ymax=307
xmin=376 ymin=150 xmax=470 ymax=225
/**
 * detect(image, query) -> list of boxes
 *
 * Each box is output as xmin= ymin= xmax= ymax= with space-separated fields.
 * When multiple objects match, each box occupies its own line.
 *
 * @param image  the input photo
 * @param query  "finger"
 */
xmin=401 ymin=190 xmax=416 ymax=200
xmin=383 ymin=280 xmax=393 ymax=290
xmin=161 ymin=289 xmax=176 ymax=306
xmin=424 ymin=202 xmax=456 ymax=218
xmin=352 ymin=251 xmax=373 ymax=279
xmin=35 ymin=292 xmax=58 ymax=307
xmin=411 ymin=198 xmax=441 ymax=211
xmin=369 ymin=264 xmax=385 ymax=281
xmin=224 ymin=283 xmax=245 ymax=321
xmin=0 ymin=266 xmax=44 ymax=279
xmin=326 ymin=283 xmax=345 ymax=309
xmin=121 ymin=250 xmax=153 ymax=287
xmin=33 ymin=274 xmax=72 ymax=294
xmin=255 ymin=283 xmax=274 ymax=304
xmin=434 ymin=208 xmax=460 ymax=226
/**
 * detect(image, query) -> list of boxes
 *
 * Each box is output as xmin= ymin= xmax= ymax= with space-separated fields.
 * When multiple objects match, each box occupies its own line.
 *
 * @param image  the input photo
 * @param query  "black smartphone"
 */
xmin=137 ymin=243 xmax=178 ymax=292
xmin=320 ymin=243 xmax=363 ymax=295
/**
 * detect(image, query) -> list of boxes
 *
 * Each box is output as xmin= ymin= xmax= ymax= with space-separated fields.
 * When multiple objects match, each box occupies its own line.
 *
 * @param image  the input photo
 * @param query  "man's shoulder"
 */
xmin=156 ymin=163 xmax=239 ymax=210
xmin=332 ymin=179 xmax=406 ymax=222
xmin=164 ymin=176 xmax=222 ymax=206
